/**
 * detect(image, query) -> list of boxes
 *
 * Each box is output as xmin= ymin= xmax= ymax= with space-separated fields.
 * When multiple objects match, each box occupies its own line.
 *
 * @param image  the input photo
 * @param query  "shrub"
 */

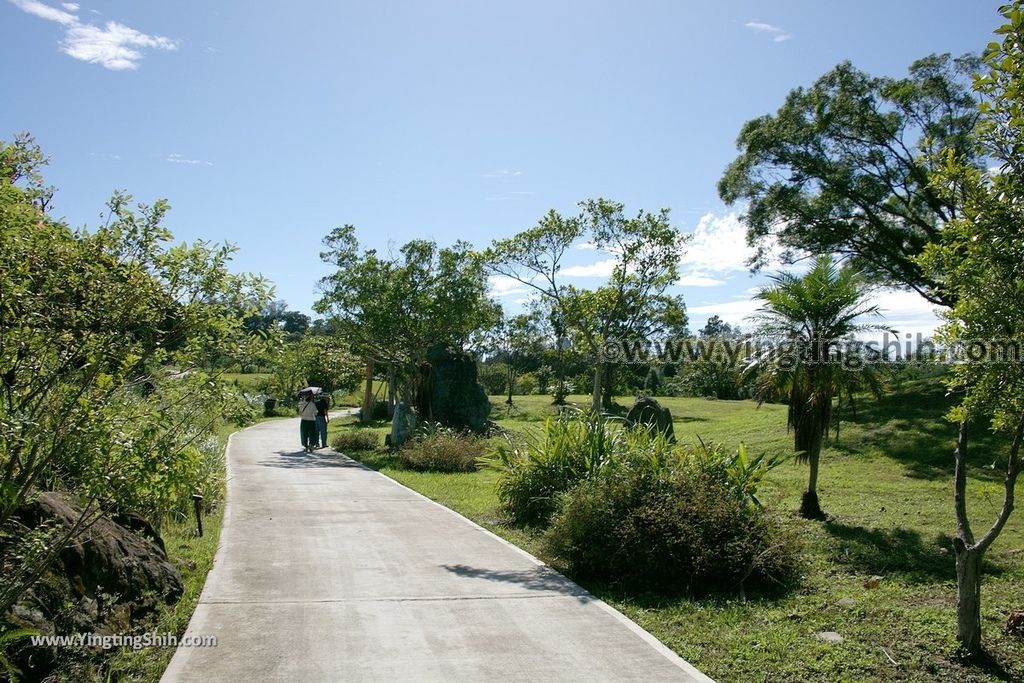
xmin=491 ymin=411 xmax=629 ymax=526
xmin=332 ymin=430 xmax=379 ymax=452
xmin=399 ymin=426 xmax=484 ymax=472
xmin=542 ymin=465 xmax=800 ymax=595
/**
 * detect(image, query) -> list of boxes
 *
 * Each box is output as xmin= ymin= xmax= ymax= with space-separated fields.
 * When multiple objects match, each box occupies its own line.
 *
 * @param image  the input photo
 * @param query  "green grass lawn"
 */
xmin=333 ymin=382 xmax=1024 ymax=682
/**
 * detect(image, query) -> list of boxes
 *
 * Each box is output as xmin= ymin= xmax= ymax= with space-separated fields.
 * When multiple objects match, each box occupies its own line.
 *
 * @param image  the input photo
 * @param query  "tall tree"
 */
xmin=746 ymin=256 xmax=884 ymax=518
xmin=486 ymin=199 xmax=687 ymax=411
xmin=919 ymin=2 xmax=1024 ymax=654
xmin=316 ymin=226 xmax=499 ymax=419
xmin=719 ymin=53 xmax=982 ymax=306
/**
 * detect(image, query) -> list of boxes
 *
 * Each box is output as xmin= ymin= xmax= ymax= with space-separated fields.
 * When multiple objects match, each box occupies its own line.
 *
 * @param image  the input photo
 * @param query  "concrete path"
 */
xmin=162 ymin=418 xmax=712 ymax=682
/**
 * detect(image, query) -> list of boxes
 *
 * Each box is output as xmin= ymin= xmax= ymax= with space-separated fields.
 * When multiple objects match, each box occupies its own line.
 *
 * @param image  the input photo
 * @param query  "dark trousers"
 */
xmin=300 ymin=419 xmax=318 ymax=449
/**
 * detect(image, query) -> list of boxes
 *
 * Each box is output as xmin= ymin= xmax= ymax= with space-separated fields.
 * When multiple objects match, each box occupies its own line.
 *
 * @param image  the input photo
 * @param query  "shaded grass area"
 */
xmin=333 ymin=385 xmax=1024 ymax=682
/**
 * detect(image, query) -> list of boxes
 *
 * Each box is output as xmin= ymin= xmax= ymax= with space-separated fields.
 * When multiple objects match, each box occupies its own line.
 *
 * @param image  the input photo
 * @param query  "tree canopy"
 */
xmin=485 ymin=199 xmax=687 ymax=410
xmin=719 ymin=53 xmax=982 ymax=306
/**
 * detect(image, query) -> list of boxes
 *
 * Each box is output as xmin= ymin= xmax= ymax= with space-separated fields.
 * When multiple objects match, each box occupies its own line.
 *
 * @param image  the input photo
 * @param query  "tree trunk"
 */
xmin=797 ymin=414 xmax=826 ymax=519
xmin=590 ymin=364 xmax=602 ymax=412
xmin=507 ymin=366 xmax=514 ymax=406
xmin=387 ymin=364 xmax=397 ymax=418
xmin=602 ymin=363 xmax=615 ymax=410
xmin=361 ymin=357 xmax=374 ymax=423
xmin=954 ymin=538 xmax=983 ymax=655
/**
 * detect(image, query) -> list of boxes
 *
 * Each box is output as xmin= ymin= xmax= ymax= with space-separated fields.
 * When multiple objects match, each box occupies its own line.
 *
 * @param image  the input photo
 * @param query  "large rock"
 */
xmin=388 ymin=401 xmax=419 ymax=448
xmin=625 ymin=395 xmax=676 ymax=442
xmin=424 ymin=346 xmax=491 ymax=434
xmin=3 ymin=493 xmax=183 ymax=679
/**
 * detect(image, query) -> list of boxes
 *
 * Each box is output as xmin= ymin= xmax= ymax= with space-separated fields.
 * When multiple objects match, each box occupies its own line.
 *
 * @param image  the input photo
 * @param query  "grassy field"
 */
xmin=331 ymin=381 xmax=1024 ymax=682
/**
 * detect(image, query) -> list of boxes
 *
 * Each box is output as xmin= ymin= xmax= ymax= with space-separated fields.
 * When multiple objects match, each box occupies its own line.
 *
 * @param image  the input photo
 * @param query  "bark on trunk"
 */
xmin=387 ymin=364 xmax=397 ymax=418
xmin=590 ymin=364 xmax=602 ymax=412
xmin=955 ymin=539 xmax=983 ymax=654
xmin=361 ymin=357 xmax=374 ymax=423
xmin=601 ymin=363 xmax=614 ymax=410
xmin=797 ymin=416 xmax=826 ymax=519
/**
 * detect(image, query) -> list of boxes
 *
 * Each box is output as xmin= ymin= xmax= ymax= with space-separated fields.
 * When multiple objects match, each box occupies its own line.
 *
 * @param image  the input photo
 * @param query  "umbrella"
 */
xmin=296 ymin=386 xmax=322 ymax=398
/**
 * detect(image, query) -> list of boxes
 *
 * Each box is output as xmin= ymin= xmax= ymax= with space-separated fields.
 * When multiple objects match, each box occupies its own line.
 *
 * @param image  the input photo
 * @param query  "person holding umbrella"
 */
xmin=297 ymin=388 xmax=320 ymax=453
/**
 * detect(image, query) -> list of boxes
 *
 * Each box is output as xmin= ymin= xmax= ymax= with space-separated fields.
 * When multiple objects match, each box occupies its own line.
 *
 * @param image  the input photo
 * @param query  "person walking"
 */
xmin=298 ymin=391 xmax=319 ymax=453
xmin=314 ymin=392 xmax=330 ymax=449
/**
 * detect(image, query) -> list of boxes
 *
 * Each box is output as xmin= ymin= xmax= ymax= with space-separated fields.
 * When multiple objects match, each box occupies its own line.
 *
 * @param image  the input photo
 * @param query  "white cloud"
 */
xmin=11 ymin=0 xmax=76 ymax=25
xmin=561 ymin=258 xmax=618 ymax=278
xmin=688 ymin=298 xmax=764 ymax=326
xmin=575 ymin=242 xmax=597 ymax=251
xmin=745 ymin=21 xmax=792 ymax=42
xmin=166 ymin=153 xmax=213 ymax=166
xmin=677 ymin=274 xmax=726 ymax=288
xmin=9 ymin=0 xmax=177 ymax=70
xmin=676 ymin=211 xmax=792 ymax=287
xmin=488 ymin=275 xmax=533 ymax=298
xmin=690 ymin=287 xmax=943 ymax=337
xmin=871 ymin=288 xmax=943 ymax=337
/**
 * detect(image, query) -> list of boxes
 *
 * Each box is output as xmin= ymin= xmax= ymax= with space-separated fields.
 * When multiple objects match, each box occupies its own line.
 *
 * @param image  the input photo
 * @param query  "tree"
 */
xmin=719 ymin=53 xmax=982 ymax=306
xmin=316 ymin=226 xmax=499 ymax=420
xmin=488 ymin=311 xmax=546 ymax=408
xmin=0 ymin=135 xmax=272 ymax=618
xmin=261 ymin=335 xmax=362 ymax=401
xmin=918 ymin=3 xmax=1024 ymax=654
xmin=486 ymin=199 xmax=687 ymax=411
xmin=746 ymin=256 xmax=884 ymax=518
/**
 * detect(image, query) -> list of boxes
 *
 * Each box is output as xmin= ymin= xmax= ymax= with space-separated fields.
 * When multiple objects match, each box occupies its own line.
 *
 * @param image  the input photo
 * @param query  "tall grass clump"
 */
xmin=491 ymin=411 xmax=637 ymax=526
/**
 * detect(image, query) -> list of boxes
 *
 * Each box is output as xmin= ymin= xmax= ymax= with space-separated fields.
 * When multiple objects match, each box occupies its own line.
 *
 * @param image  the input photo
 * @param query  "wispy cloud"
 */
xmin=677 ymin=274 xmax=726 ymax=288
xmin=488 ymin=275 xmax=533 ymax=298
xmin=9 ymin=0 xmax=177 ymax=70
xmin=745 ymin=21 xmax=792 ymax=43
xmin=166 ymin=153 xmax=213 ymax=167
xmin=482 ymin=169 xmax=523 ymax=179
xmin=561 ymin=258 xmax=618 ymax=278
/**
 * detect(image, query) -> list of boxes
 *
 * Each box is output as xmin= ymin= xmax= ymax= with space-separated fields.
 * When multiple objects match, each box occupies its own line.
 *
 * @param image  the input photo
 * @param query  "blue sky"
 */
xmin=1 ymin=0 xmax=1006 ymax=336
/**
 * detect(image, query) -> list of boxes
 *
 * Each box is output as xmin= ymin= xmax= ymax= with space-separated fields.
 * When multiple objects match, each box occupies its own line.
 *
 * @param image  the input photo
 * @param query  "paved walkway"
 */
xmin=162 ymin=418 xmax=712 ymax=682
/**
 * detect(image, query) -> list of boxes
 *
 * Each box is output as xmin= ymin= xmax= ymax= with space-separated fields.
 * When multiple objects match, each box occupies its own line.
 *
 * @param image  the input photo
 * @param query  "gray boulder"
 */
xmin=388 ymin=401 xmax=419 ymax=448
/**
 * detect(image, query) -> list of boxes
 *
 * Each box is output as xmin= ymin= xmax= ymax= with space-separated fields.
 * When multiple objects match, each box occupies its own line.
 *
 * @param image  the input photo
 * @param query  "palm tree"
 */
xmin=745 ymin=256 xmax=886 ymax=518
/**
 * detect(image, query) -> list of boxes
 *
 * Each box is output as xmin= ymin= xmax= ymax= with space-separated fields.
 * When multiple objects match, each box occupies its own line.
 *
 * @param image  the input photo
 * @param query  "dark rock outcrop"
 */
xmin=3 ymin=493 xmax=183 ymax=679
xmin=423 ymin=346 xmax=491 ymax=434
xmin=625 ymin=395 xmax=676 ymax=442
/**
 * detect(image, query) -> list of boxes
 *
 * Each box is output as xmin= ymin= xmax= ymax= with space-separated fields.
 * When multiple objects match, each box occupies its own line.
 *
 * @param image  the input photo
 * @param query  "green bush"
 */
xmin=332 ymin=430 xmax=379 ymax=452
xmin=399 ymin=426 xmax=484 ymax=472
xmin=491 ymin=411 xmax=633 ymax=526
xmin=542 ymin=464 xmax=800 ymax=595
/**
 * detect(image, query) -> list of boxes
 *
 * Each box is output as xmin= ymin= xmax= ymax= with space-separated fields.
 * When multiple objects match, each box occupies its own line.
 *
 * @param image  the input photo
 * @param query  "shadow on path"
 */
xmin=258 ymin=449 xmax=364 ymax=469
xmin=442 ymin=563 xmax=593 ymax=603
